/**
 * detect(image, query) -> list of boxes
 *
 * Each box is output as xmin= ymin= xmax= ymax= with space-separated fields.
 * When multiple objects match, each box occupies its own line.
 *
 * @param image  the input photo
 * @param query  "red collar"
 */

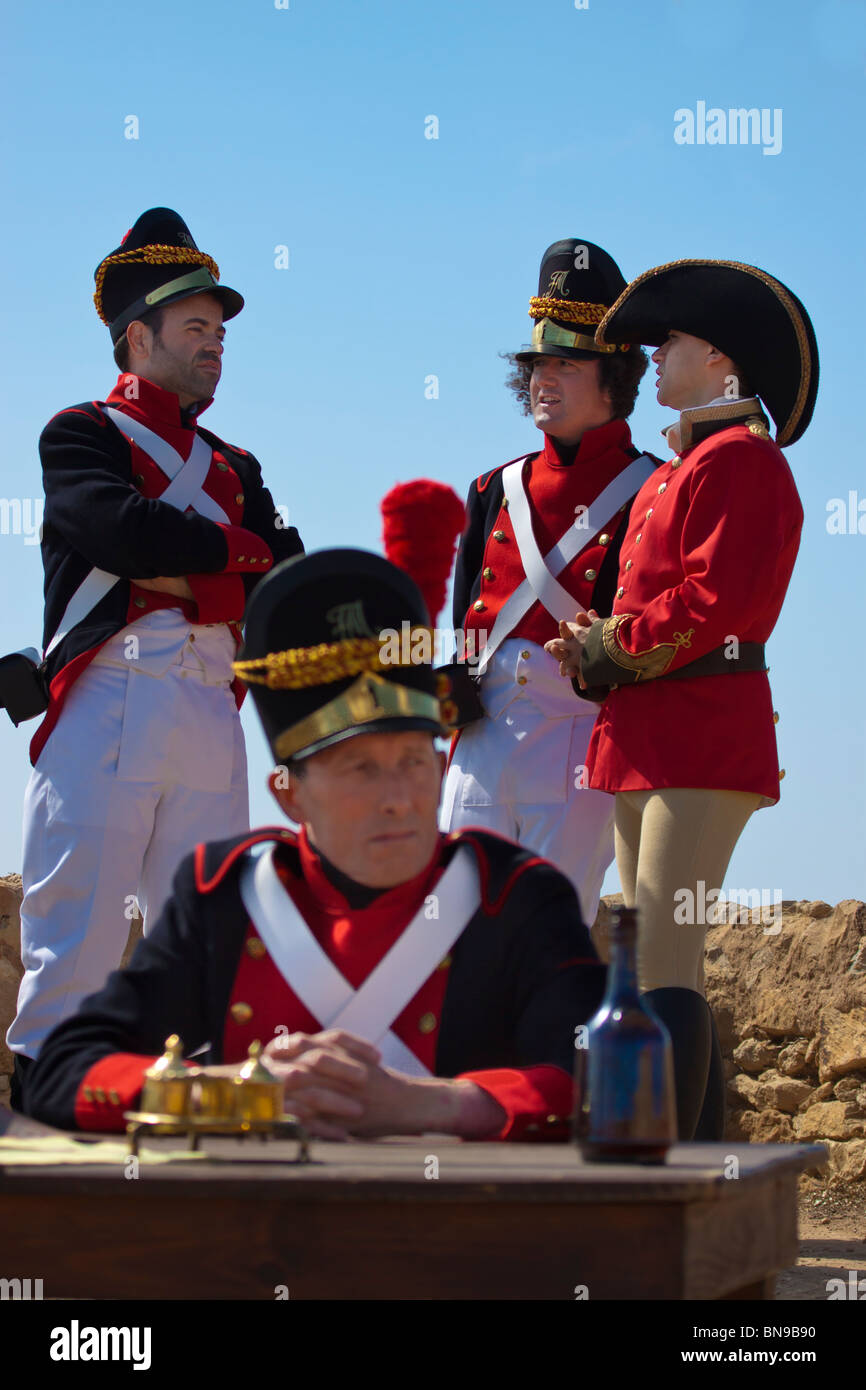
xmin=295 ymin=825 xmax=443 ymax=918
xmin=541 ymin=417 xmax=631 ymax=469
xmin=106 ymin=373 xmax=214 ymax=431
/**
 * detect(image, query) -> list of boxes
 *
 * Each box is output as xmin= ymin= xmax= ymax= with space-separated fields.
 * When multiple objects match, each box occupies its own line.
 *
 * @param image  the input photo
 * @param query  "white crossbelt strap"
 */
xmin=238 ymin=842 xmax=482 ymax=1078
xmin=45 ymin=408 xmax=230 ymax=656
xmin=103 ymin=408 xmax=229 ymax=524
xmin=475 ymin=452 xmax=656 ymax=674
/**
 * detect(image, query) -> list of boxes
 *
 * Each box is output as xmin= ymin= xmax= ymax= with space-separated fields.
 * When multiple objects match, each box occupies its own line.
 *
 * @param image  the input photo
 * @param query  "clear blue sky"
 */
xmin=0 ymin=0 xmax=863 ymax=903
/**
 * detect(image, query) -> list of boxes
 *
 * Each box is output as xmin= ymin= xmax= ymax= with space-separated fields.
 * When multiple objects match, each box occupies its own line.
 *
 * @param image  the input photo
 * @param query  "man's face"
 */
xmin=271 ymin=730 xmax=446 ymax=889
xmin=651 ymin=330 xmax=716 ymax=410
xmin=132 ymin=292 xmax=225 ymax=406
xmin=529 ymin=354 xmax=613 ymax=446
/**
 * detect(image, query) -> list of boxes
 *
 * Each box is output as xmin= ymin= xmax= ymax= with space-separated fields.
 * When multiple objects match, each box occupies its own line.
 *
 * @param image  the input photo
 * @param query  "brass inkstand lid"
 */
xmin=141 ymin=1034 xmax=198 ymax=1118
xmin=144 ymin=1034 xmax=190 ymax=1082
xmin=237 ymin=1040 xmax=277 ymax=1085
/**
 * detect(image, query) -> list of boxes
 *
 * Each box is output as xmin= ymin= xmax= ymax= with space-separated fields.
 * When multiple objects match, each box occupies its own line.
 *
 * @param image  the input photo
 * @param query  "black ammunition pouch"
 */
xmin=0 ymin=649 xmax=50 ymax=725
xmin=436 ymin=661 xmax=486 ymax=732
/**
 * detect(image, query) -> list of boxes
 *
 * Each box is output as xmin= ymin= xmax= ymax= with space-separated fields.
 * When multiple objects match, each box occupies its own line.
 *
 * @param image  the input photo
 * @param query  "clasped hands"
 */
xmin=253 ymin=1028 xmax=505 ymax=1142
xmin=544 ymin=608 xmax=601 ymax=690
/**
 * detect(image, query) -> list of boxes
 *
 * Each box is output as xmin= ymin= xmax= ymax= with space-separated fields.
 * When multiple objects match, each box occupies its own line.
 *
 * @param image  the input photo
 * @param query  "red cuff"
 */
xmin=186 ymin=572 xmax=247 ymax=624
xmin=217 ymin=524 xmax=274 ymax=575
xmin=459 ymin=1064 xmax=574 ymax=1141
xmin=73 ymin=1053 xmax=161 ymax=1132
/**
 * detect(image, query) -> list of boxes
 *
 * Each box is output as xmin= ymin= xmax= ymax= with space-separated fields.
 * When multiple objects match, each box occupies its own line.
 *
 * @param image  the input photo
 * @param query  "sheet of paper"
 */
xmin=0 ymin=1135 xmax=204 ymax=1165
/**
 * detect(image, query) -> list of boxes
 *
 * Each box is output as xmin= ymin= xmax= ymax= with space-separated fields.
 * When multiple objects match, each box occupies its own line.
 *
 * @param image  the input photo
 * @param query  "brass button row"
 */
xmin=82 ymin=1086 xmax=122 ymax=1106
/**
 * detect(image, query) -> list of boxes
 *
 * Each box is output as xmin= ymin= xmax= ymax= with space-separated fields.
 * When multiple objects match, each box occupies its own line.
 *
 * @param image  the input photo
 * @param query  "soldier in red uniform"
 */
xmin=546 ymin=259 xmax=818 ymax=1138
xmin=440 ymin=239 xmax=657 ymax=929
xmin=7 ymin=208 xmax=302 ymax=1105
xmin=22 ymin=550 xmax=606 ymax=1140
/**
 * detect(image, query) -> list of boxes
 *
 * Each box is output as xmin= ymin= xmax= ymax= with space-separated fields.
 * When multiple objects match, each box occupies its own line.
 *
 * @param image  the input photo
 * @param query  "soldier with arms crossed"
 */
xmin=8 ymin=208 xmax=302 ymax=1106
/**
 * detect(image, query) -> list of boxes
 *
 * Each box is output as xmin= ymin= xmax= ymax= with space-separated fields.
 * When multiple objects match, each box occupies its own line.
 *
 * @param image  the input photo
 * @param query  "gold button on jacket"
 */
xmin=230 ymin=1002 xmax=253 ymax=1024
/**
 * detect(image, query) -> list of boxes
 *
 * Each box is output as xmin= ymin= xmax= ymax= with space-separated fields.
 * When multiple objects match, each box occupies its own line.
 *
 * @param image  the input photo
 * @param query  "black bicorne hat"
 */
xmin=514 ymin=238 xmax=631 ymax=361
xmin=595 ymin=259 xmax=819 ymax=446
xmin=94 ymin=207 xmax=244 ymax=343
xmin=233 ymin=549 xmax=445 ymax=763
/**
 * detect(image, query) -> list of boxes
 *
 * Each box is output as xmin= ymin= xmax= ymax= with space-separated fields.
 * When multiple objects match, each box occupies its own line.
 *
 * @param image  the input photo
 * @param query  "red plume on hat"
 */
xmin=381 ymin=480 xmax=466 ymax=624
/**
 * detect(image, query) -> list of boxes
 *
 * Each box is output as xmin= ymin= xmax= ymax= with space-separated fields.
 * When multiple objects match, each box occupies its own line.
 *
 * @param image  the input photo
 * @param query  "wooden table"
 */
xmin=0 ymin=1112 xmax=824 ymax=1300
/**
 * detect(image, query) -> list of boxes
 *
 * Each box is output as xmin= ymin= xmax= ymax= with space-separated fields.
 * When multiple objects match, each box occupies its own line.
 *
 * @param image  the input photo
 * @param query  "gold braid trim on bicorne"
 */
xmin=594 ymin=258 xmax=812 ymax=447
xmin=601 ymin=614 xmax=687 ymax=681
xmin=528 ymin=297 xmax=609 ymax=324
xmin=93 ymin=245 xmax=221 ymax=324
xmin=232 ymin=628 xmax=435 ymax=690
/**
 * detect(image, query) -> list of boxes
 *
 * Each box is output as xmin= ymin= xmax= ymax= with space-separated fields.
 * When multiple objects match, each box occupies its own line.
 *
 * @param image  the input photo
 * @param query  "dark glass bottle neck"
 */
xmin=604 ymin=924 xmax=641 ymax=1005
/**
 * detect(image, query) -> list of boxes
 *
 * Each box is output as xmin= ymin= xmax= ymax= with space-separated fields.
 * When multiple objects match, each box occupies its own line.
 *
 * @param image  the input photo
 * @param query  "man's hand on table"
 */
xmin=262 ymin=1029 xmax=506 ymax=1141
xmin=132 ymin=575 xmax=195 ymax=601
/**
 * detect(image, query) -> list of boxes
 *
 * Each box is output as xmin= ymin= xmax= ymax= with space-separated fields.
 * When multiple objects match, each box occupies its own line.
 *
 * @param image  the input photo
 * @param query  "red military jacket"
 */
xmin=454 ymin=420 xmax=658 ymax=647
xmin=581 ymin=403 xmax=803 ymax=801
xmin=32 ymin=373 xmax=302 ymax=763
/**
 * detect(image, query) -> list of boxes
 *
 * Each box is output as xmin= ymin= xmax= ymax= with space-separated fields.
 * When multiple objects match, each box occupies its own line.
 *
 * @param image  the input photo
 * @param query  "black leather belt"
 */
xmin=658 ymin=641 xmax=766 ymax=682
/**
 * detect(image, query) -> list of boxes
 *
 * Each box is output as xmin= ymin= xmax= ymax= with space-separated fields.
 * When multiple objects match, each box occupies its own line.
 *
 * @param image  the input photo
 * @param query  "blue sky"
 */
xmin=0 ymin=0 xmax=863 ymax=902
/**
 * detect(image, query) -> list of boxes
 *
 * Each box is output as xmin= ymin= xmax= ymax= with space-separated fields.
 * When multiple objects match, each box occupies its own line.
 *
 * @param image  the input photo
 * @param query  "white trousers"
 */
xmin=439 ymin=640 xmax=614 ymax=927
xmin=8 ymin=611 xmax=249 ymax=1059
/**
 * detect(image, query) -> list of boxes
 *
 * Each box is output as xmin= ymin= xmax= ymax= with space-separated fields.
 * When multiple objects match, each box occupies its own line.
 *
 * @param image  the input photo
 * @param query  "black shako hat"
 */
xmin=595 ymin=259 xmax=819 ymax=446
xmin=232 ymin=549 xmax=445 ymax=763
xmin=93 ymin=207 xmax=244 ymax=344
xmin=514 ymin=238 xmax=631 ymax=361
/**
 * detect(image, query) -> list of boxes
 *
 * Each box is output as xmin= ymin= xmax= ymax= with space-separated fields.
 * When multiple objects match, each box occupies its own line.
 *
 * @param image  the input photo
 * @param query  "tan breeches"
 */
xmin=612 ymin=787 xmax=763 ymax=994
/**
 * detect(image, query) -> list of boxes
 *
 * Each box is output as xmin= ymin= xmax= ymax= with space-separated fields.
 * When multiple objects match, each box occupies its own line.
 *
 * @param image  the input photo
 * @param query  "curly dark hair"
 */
xmin=113 ymin=306 xmax=166 ymax=372
xmin=502 ymin=345 xmax=649 ymax=421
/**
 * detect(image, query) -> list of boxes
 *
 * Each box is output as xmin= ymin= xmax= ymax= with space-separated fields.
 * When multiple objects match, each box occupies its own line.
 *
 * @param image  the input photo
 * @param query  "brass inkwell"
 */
xmin=124 ymin=1034 xmax=310 ymax=1159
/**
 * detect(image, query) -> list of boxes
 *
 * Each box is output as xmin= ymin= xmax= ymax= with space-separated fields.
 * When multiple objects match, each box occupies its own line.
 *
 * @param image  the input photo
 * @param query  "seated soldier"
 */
xmin=23 ymin=549 xmax=606 ymax=1141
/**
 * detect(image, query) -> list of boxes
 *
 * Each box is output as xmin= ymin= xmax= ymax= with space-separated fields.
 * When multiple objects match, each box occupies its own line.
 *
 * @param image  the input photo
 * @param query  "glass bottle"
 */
xmin=573 ymin=906 xmax=676 ymax=1163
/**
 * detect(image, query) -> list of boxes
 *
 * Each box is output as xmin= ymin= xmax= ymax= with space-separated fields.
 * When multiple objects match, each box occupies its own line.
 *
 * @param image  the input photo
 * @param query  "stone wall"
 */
xmin=0 ymin=875 xmax=23 ymax=1109
xmin=0 ymin=873 xmax=141 ymax=1109
xmin=3 ymin=872 xmax=865 ymax=1183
